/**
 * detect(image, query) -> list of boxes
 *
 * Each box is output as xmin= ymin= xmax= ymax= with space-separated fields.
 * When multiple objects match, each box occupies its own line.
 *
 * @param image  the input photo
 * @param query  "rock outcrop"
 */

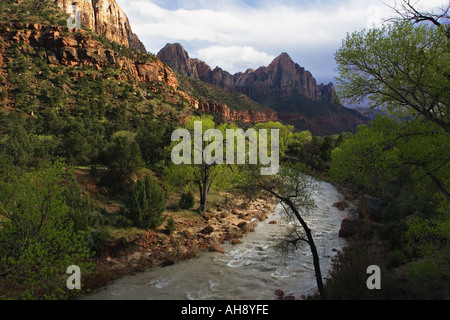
xmin=198 ymin=102 xmax=278 ymax=124
xmin=54 ymin=0 xmax=146 ymax=52
xmin=0 ymin=22 xmax=176 ymax=89
xmin=358 ymin=195 xmax=385 ymax=223
xmin=157 ymin=43 xmax=199 ymax=79
xmin=337 ymin=196 xmax=385 ymax=238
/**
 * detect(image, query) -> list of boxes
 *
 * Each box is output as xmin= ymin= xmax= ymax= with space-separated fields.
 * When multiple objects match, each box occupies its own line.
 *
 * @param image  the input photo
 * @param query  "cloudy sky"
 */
xmin=116 ymin=0 xmax=448 ymax=84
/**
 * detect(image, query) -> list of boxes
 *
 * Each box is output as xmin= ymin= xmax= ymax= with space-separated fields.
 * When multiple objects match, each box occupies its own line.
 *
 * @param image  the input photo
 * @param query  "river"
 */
xmin=83 ymin=179 xmax=348 ymax=300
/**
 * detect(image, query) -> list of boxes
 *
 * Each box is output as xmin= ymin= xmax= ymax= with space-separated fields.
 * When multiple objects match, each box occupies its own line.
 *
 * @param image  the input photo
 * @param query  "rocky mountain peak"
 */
xmin=157 ymin=43 xmax=200 ymax=79
xmin=54 ymin=0 xmax=146 ymax=52
xmin=270 ymin=52 xmax=294 ymax=65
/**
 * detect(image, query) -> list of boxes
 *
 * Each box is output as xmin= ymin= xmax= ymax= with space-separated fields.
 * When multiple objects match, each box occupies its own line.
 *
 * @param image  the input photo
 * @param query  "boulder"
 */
xmin=358 ymin=196 xmax=385 ymax=222
xmin=199 ymin=226 xmax=214 ymax=235
xmin=339 ymin=209 xmax=359 ymax=221
xmin=210 ymin=244 xmax=225 ymax=254
xmin=332 ymin=201 xmax=349 ymax=211
xmin=237 ymin=222 xmax=248 ymax=230
xmin=339 ymin=218 xmax=369 ymax=238
xmin=275 ymin=289 xmax=284 ymax=300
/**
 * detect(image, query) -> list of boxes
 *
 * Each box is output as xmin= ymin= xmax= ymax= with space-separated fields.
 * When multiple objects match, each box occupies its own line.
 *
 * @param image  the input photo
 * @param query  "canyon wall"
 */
xmin=0 ymin=22 xmax=176 ymax=89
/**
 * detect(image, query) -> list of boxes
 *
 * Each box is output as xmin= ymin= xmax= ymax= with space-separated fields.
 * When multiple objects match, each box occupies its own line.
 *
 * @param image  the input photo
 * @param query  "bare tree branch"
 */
xmin=385 ymin=0 xmax=450 ymax=38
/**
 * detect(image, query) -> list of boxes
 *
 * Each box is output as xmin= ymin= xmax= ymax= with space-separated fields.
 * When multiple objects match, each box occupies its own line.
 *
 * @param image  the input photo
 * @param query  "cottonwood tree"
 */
xmin=165 ymin=116 xmax=235 ymax=213
xmin=387 ymin=0 xmax=450 ymax=38
xmin=242 ymin=163 xmax=327 ymax=299
xmin=335 ymin=1 xmax=450 ymax=133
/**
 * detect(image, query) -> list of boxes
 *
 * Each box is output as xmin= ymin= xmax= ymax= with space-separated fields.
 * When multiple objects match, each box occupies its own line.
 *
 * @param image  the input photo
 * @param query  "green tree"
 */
xmin=136 ymin=118 xmax=173 ymax=166
xmin=335 ymin=19 xmax=450 ymax=133
xmin=330 ymin=115 xmax=450 ymax=210
xmin=125 ymin=173 xmax=166 ymax=229
xmin=166 ymin=116 xmax=236 ymax=213
xmin=329 ymin=118 xmax=402 ymax=196
xmin=254 ymin=121 xmax=294 ymax=157
xmin=0 ymin=162 xmax=93 ymax=299
xmin=104 ymin=131 xmax=144 ymax=192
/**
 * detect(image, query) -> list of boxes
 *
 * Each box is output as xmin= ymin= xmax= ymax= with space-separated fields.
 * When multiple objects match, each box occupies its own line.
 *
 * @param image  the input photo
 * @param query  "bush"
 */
xmin=111 ymin=213 xmax=134 ymax=228
xmin=125 ymin=174 xmax=166 ymax=229
xmin=0 ymin=162 xmax=94 ymax=299
xmin=166 ymin=217 xmax=176 ymax=235
xmin=179 ymin=191 xmax=195 ymax=210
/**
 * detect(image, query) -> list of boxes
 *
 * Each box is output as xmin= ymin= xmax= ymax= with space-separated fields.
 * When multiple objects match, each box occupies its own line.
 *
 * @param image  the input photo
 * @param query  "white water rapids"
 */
xmin=83 ymin=180 xmax=348 ymax=300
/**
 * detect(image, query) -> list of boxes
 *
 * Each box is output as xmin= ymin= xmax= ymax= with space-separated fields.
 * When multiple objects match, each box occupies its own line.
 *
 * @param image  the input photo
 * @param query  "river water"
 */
xmin=84 ymin=180 xmax=347 ymax=300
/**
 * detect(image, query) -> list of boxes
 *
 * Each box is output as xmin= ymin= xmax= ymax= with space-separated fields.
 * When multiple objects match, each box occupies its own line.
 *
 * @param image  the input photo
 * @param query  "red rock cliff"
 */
xmin=198 ymin=102 xmax=278 ymax=124
xmin=0 ymin=22 xmax=176 ymax=89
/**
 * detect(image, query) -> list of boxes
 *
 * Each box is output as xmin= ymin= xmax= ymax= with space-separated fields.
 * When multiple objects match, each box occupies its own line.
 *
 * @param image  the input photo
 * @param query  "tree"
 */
xmin=104 ymin=131 xmax=144 ymax=192
xmin=330 ymin=115 xmax=450 ymax=213
xmin=125 ymin=173 xmax=166 ymax=229
xmin=166 ymin=116 xmax=236 ymax=213
xmin=136 ymin=117 xmax=173 ymax=166
xmin=0 ymin=162 xmax=93 ymax=299
xmin=329 ymin=119 xmax=401 ymax=196
xmin=242 ymin=163 xmax=326 ymax=299
xmin=387 ymin=0 xmax=450 ymax=39
xmin=335 ymin=19 xmax=450 ymax=133
xmin=253 ymin=121 xmax=294 ymax=157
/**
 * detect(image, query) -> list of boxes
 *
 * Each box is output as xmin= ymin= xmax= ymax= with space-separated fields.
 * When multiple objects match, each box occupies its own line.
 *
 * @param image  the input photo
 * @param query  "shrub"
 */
xmin=125 ymin=174 xmax=166 ymax=229
xmin=179 ymin=191 xmax=195 ymax=210
xmin=166 ymin=217 xmax=176 ymax=235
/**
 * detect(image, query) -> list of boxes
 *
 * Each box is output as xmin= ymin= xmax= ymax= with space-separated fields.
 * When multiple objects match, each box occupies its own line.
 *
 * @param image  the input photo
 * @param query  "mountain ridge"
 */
xmin=158 ymin=43 xmax=336 ymax=103
xmin=158 ymin=43 xmax=369 ymax=134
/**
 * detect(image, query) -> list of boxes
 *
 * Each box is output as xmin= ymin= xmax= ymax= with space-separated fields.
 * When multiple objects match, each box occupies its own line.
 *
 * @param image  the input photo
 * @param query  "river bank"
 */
xmin=82 ymin=192 xmax=278 ymax=296
xmin=82 ymin=179 xmax=348 ymax=300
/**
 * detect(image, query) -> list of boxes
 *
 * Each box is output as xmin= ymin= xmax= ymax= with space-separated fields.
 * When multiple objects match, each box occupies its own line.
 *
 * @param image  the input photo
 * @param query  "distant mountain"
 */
xmin=158 ymin=43 xmax=369 ymax=135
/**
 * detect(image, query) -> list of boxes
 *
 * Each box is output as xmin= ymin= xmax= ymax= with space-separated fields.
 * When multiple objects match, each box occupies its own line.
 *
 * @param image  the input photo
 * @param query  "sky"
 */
xmin=116 ymin=0 xmax=449 ymax=84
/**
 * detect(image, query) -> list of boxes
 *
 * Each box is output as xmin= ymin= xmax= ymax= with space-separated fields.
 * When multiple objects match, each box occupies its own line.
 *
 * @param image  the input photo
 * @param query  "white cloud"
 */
xmin=195 ymin=46 xmax=276 ymax=72
xmin=116 ymin=0 xmax=450 ymax=83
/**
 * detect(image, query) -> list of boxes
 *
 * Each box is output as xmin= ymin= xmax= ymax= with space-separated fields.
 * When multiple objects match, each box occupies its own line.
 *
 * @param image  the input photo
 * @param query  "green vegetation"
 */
xmin=179 ymin=191 xmax=195 ymax=210
xmin=324 ymin=3 xmax=450 ymax=299
xmin=178 ymin=73 xmax=270 ymax=112
xmin=0 ymin=0 xmax=68 ymax=26
xmin=0 ymin=162 xmax=94 ymax=300
xmin=124 ymin=173 xmax=166 ymax=229
xmin=0 ymin=0 xmax=189 ymax=299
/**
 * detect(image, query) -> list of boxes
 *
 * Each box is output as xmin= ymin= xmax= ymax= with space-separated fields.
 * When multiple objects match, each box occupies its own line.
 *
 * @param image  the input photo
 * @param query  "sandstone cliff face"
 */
xmin=54 ymin=0 xmax=146 ymax=52
xmin=0 ymin=22 xmax=176 ymax=89
xmin=157 ymin=43 xmax=333 ymax=103
xmin=198 ymin=102 xmax=278 ymax=124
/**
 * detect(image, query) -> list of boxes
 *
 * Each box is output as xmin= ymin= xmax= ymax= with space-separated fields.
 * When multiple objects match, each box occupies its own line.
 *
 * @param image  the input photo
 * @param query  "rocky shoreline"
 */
xmin=82 ymin=193 xmax=277 ymax=296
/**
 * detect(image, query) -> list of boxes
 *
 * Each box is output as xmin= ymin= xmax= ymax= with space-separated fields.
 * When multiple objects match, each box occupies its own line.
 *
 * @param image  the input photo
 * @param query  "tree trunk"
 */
xmin=198 ymin=165 xmax=209 ymax=213
xmin=286 ymin=199 xmax=326 ymax=299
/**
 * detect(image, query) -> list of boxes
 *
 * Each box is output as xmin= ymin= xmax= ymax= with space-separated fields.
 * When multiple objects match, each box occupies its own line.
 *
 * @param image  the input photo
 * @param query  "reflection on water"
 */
xmin=83 ymin=180 xmax=347 ymax=300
